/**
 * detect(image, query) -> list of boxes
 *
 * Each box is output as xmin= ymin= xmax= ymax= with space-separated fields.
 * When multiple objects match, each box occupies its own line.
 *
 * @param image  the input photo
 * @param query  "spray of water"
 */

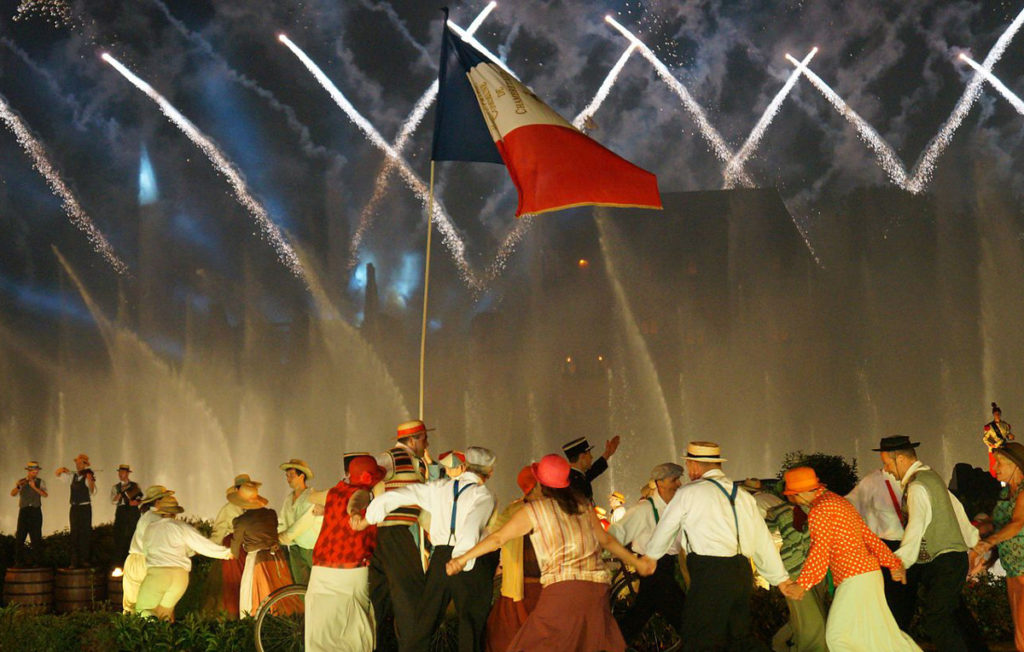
xmin=101 ymin=52 xmax=304 ymax=278
xmin=604 ymin=15 xmax=754 ymax=188
xmin=723 ymin=48 xmax=817 ymax=188
xmin=0 ymin=92 xmax=128 ymax=275
xmin=277 ymin=34 xmax=482 ymax=289
xmin=352 ymin=3 xmax=497 ymax=270
xmin=572 ymin=44 xmax=638 ymax=130
xmin=786 ymin=54 xmax=910 ymax=188
xmin=959 ymin=53 xmax=1024 ymax=116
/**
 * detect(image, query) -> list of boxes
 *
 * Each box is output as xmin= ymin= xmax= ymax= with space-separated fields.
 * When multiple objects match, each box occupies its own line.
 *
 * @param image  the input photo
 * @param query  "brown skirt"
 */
xmin=486 ymin=581 xmax=543 ymax=652
xmin=506 ymin=580 xmax=625 ymax=652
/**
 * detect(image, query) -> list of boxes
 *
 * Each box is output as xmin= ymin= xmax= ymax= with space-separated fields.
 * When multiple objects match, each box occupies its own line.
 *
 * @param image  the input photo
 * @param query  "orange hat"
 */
xmin=516 ymin=465 xmax=537 ymax=496
xmin=783 ymin=467 xmax=825 ymax=495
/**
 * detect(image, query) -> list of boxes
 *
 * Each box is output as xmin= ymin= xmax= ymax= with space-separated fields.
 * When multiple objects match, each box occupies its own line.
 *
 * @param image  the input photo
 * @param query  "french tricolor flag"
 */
xmin=431 ymin=16 xmax=662 ymax=217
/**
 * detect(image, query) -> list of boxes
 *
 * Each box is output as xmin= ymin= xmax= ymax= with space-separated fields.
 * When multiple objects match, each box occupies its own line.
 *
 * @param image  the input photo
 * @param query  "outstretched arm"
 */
xmin=446 ymin=504 xmax=533 ymax=575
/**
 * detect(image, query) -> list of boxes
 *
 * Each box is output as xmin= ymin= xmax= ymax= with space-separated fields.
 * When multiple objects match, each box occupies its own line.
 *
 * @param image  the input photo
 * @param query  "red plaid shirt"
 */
xmin=797 ymin=490 xmax=903 ymax=590
xmin=312 ymin=481 xmax=377 ymax=568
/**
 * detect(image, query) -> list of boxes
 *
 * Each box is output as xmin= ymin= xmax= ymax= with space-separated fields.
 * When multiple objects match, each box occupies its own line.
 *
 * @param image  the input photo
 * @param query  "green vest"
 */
xmin=905 ymin=467 xmax=967 ymax=563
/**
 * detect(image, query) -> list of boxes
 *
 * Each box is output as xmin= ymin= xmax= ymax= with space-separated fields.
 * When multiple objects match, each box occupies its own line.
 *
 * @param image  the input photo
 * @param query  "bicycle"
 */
xmin=253 ymin=583 xmax=306 ymax=652
xmin=608 ymin=560 xmax=683 ymax=652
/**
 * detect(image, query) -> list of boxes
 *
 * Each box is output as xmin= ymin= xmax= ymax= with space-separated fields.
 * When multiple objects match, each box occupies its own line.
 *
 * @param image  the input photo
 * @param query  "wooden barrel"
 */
xmin=108 ymin=571 xmax=124 ymax=610
xmin=2 ymin=567 xmax=53 ymax=614
xmin=54 ymin=568 xmax=106 ymax=613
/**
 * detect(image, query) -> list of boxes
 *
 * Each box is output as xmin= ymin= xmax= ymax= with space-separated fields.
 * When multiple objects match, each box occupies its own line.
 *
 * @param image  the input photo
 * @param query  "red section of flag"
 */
xmin=496 ymin=124 xmax=662 ymax=216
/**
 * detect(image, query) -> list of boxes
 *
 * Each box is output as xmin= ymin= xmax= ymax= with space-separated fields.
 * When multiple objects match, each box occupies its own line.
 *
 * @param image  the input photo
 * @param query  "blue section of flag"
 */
xmin=431 ymin=15 xmax=503 ymax=164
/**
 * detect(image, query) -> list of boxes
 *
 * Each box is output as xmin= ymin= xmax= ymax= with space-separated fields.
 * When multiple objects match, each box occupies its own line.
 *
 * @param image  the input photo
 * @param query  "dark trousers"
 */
xmin=910 ymin=551 xmax=988 ymax=652
xmin=620 ymin=554 xmax=686 ymax=643
xmin=882 ymin=539 xmax=914 ymax=629
xmin=69 ymin=503 xmax=92 ymax=567
xmin=370 ymin=525 xmax=427 ymax=652
xmin=422 ymin=545 xmax=499 ymax=652
xmin=683 ymin=553 xmax=765 ymax=652
xmin=113 ymin=504 xmax=140 ymax=566
xmin=15 ymin=506 xmax=42 ymax=566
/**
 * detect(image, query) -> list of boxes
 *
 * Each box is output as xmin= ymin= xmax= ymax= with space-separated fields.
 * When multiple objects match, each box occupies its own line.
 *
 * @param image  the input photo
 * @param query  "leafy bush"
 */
xmin=776 ymin=450 xmax=859 ymax=496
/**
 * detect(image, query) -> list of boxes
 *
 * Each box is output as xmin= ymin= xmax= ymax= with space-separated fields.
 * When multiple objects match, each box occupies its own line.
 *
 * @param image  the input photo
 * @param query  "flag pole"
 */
xmin=418 ymin=160 xmax=436 ymax=420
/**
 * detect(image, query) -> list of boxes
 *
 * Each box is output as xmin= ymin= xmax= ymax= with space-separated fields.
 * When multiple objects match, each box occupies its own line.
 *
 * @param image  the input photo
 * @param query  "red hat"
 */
xmin=516 ymin=465 xmax=537 ymax=496
xmin=348 ymin=456 xmax=386 ymax=489
xmin=532 ymin=454 xmax=571 ymax=489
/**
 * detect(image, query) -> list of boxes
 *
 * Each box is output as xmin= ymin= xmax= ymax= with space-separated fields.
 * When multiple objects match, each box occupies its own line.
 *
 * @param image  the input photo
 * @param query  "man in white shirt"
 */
xmin=137 ymin=495 xmax=232 ymax=621
xmin=609 ymin=462 xmax=685 ymax=645
xmin=636 ymin=441 xmax=795 ymax=650
xmin=360 ymin=446 xmax=497 ymax=652
xmin=879 ymin=436 xmax=986 ymax=652
xmin=121 ymin=485 xmax=174 ymax=614
xmin=846 ymin=465 xmax=911 ymax=628
xmin=277 ymin=459 xmax=323 ymax=585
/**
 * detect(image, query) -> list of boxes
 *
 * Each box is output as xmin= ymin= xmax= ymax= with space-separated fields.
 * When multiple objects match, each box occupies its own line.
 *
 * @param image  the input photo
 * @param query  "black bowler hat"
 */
xmin=872 ymin=435 xmax=922 ymax=452
xmin=562 ymin=437 xmax=594 ymax=459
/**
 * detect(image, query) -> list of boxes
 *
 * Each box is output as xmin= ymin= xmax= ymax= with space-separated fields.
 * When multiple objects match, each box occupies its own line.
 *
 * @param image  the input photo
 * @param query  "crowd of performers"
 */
xmin=9 ymin=404 xmax=1024 ymax=652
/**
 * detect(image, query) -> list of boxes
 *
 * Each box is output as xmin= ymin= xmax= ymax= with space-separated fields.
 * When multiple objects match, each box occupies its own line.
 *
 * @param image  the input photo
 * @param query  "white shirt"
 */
xmin=845 ymin=468 xmax=906 ymax=541
xmin=210 ymin=501 xmax=245 ymax=546
xmin=128 ymin=510 xmax=162 ymax=556
xmin=142 ymin=517 xmax=231 ymax=570
xmin=365 ymin=471 xmax=496 ymax=571
xmin=895 ymin=461 xmax=980 ymax=568
xmin=644 ymin=469 xmax=789 ymax=586
xmin=279 ymin=487 xmax=323 ymax=550
xmin=609 ymin=493 xmax=678 ymax=556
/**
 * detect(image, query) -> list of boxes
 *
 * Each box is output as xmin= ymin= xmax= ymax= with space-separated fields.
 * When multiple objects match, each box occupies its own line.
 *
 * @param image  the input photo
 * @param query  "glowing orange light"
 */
xmin=578 ymin=258 xmax=589 ymax=268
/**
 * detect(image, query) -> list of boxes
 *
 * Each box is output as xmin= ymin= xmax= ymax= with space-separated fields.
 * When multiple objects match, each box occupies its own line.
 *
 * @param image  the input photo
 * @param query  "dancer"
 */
xmin=208 ymin=473 xmax=254 ymax=618
xmin=55 ymin=453 xmax=95 ymax=567
xmin=608 ymin=462 xmax=686 ymax=645
xmin=370 ymin=419 xmax=432 ymax=651
xmin=562 ymin=435 xmax=620 ymax=503
xmin=362 ymin=446 xmax=498 ymax=652
xmin=484 ymin=465 xmax=543 ymax=652
xmin=880 ymin=436 xmax=985 ymax=652
xmin=278 ymin=458 xmax=322 ymax=585
xmin=447 ymin=453 xmax=639 ymax=652
xmin=985 ymin=403 xmax=1014 ymax=477
xmin=608 ymin=491 xmax=626 ymax=523
xmin=136 ymin=495 xmax=232 ymax=621
xmin=781 ymin=467 xmax=917 ymax=651
xmin=971 ymin=442 xmax=1024 ymax=650
xmin=111 ymin=464 xmax=142 ymax=566
xmin=122 ymin=485 xmax=174 ymax=613
xmin=10 ymin=461 xmax=47 ymax=567
xmin=846 ymin=465 xmax=910 ymax=628
xmin=635 ymin=441 xmax=795 ymax=650
xmin=231 ymin=482 xmax=292 ymax=617
xmin=304 ymin=454 xmax=386 ymax=652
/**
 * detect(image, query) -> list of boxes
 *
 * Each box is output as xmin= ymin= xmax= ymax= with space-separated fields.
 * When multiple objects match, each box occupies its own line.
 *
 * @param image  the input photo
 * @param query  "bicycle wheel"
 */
xmin=254 ymin=583 xmax=306 ymax=652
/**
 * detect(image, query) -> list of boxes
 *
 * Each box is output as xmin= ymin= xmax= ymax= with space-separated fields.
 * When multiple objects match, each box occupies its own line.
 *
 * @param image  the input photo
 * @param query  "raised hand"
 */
xmin=603 ymin=435 xmax=621 ymax=459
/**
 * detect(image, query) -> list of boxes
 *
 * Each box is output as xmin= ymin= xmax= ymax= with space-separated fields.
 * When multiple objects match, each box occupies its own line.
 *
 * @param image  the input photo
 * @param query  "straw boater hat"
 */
xmin=279 ymin=459 xmax=314 ymax=480
xmin=228 ymin=482 xmax=269 ymax=510
xmin=117 ymin=464 xmax=132 ymax=473
xmin=396 ymin=419 xmax=433 ymax=439
xmin=683 ymin=441 xmax=727 ymax=463
xmin=783 ymin=467 xmax=825 ymax=496
xmin=153 ymin=494 xmax=184 ymax=515
xmin=140 ymin=485 xmax=175 ymax=505
xmin=25 ymin=461 xmax=41 ymax=471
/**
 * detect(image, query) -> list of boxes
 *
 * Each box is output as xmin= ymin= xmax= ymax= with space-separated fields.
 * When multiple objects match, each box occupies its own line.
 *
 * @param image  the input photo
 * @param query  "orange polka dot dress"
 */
xmin=796 ymin=490 xmax=904 ymax=590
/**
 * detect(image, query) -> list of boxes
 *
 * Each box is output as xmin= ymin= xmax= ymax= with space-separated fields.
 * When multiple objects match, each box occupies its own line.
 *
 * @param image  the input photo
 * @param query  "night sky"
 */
xmin=2 ymin=0 xmax=1024 ymax=319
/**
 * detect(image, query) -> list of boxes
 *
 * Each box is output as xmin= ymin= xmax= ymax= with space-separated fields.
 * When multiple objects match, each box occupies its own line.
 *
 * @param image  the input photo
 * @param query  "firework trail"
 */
xmin=0 ymin=37 xmax=94 ymax=132
xmin=149 ymin=0 xmax=333 ymax=163
xmin=447 ymin=17 xmax=517 ymax=77
xmin=278 ymin=34 xmax=482 ymax=289
xmin=604 ymin=15 xmax=754 ymax=188
xmin=572 ymin=44 xmax=638 ymax=130
xmin=906 ymin=5 xmax=1024 ymax=193
xmin=0 ymin=92 xmax=127 ymax=274
xmin=351 ymin=3 xmax=497 ymax=269
xmin=101 ymin=52 xmax=303 ymax=277
xmin=723 ymin=48 xmax=817 ymax=188
xmin=959 ymin=53 xmax=1024 ymax=116
xmin=786 ymin=54 xmax=909 ymax=188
